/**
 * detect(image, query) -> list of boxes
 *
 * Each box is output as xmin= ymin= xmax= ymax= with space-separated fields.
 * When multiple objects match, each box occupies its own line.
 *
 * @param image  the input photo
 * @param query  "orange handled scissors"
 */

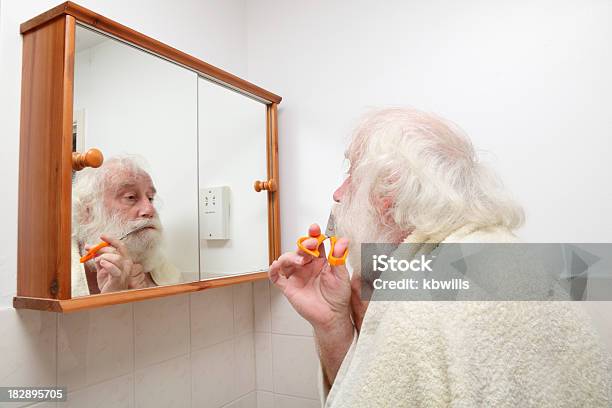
xmin=79 ymin=226 xmax=145 ymax=263
xmin=79 ymin=241 xmax=111 ymax=263
xmin=296 ymin=214 xmax=348 ymax=266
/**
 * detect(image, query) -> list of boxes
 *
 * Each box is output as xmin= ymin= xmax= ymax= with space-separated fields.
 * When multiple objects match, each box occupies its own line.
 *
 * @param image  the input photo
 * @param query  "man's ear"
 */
xmin=381 ymin=197 xmax=393 ymax=210
xmin=378 ymin=196 xmax=396 ymax=226
xmin=79 ymin=205 xmax=92 ymax=224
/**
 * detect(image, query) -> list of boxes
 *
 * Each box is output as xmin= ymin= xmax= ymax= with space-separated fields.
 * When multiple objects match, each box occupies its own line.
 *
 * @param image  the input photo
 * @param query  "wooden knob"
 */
xmin=72 ymin=148 xmax=104 ymax=171
xmin=254 ymin=179 xmax=277 ymax=192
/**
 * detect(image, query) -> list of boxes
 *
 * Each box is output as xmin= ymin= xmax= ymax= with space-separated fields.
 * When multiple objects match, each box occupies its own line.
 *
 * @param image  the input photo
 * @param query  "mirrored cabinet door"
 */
xmin=198 ymin=77 xmax=269 ymax=279
xmin=72 ymin=25 xmax=200 ymax=296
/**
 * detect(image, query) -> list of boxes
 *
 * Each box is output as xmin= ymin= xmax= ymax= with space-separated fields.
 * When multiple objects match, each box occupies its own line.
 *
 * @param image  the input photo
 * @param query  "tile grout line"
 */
xmin=190 ymin=333 xmax=238 ymax=353
xmin=268 ymin=331 xmax=315 ymax=338
xmin=132 ymin=305 xmax=136 ymax=408
xmin=263 ymin=390 xmax=321 ymax=402
xmin=249 ymin=282 xmax=257 ymax=399
xmin=56 ymin=368 xmax=137 ymax=399
xmin=219 ymin=390 xmax=257 ymax=408
xmin=231 ymin=285 xmax=237 ymax=407
xmin=251 ymin=283 xmax=261 ymax=398
xmin=133 ymin=351 xmax=191 ymax=372
xmin=267 ymin=285 xmax=277 ymax=399
xmin=188 ymin=293 xmax=192 ymax=408
xmin=56 ymin=312 xmax=59 ymax=408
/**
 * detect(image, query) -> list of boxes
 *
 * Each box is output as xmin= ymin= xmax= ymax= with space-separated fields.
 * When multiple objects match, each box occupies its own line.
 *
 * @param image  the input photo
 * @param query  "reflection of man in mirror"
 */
xmin=71 ymin=156 xmax=180 ymax=296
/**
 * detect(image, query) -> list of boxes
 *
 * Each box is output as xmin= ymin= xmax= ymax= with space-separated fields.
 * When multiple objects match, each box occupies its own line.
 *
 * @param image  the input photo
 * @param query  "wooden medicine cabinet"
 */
xmin=15 ymin=2 xmax=281 ymax=312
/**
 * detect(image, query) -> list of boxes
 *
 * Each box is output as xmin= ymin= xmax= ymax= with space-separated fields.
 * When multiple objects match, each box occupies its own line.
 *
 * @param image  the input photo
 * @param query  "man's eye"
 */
xmin=125 ymin=195 xmax=137 ymax=201
xmin=148 ymin=197 xmax=155 ymax=203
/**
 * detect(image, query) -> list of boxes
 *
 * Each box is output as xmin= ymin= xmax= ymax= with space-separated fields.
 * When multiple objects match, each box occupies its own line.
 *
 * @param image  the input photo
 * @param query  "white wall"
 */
xmin=0 ymin=1 xmax=261 ymax=408
xmin=246 ymin=0 xmax=612 ymax=244
xmin=246 ymin=0 xmax=612 ymax=405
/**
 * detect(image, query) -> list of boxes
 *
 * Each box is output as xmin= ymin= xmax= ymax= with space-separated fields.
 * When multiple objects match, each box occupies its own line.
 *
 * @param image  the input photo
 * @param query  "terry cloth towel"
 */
xmin=322 ymin=225 xmax=612 ymax=407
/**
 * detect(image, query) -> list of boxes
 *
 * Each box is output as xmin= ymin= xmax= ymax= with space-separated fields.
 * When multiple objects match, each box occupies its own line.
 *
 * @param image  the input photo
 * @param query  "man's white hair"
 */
xmin=72 ymin=155 xmax=163 ymax=268
xmin=72 ymin=155 xmax=150 ymax=235
xmin=338 ymin=107 xmax=524 ymax=241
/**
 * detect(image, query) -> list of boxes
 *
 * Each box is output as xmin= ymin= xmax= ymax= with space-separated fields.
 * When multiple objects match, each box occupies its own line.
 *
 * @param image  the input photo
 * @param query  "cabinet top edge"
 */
xmin=20 ymin=1 xmax=282 ymax=104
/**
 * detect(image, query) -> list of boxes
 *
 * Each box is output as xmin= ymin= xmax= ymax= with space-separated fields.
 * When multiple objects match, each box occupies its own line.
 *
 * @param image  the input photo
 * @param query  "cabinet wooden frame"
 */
xmin=15 ymin=2 xmax=281 ymax=313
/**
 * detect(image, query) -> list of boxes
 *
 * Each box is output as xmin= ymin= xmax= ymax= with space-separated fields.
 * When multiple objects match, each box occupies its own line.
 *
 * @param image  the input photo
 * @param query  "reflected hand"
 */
xmin=86 ymin=234 xmax=133 ymax=293
xmin=269 ymin=224 xmax=352 ymax=331
xmin=127 ymin=263 xmax=155 ymax=290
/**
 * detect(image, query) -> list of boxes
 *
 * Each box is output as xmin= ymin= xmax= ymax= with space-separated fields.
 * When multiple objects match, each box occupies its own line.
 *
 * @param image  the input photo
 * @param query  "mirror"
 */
xmin=198 ymin=78 xmax=269 ymax=278
xmin=71 ymin=25 xmax=269 ymax=297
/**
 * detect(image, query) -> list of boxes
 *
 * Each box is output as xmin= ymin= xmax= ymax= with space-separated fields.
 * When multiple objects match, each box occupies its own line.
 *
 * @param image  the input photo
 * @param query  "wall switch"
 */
xmin=200 ymin=186 xmax=230 ymax=240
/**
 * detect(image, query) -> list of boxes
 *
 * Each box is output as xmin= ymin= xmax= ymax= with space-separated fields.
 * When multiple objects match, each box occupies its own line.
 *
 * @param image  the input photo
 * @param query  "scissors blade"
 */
xmin=119 ymin=226 xmax=147 ymax=240
xmin=325 ymin=212 xmax=336 ymax=237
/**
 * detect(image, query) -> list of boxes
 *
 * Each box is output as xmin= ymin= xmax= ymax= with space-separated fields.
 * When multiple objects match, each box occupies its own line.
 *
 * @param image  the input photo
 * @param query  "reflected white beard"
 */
xmin=77 ymin=207 xmax=164 ymax=268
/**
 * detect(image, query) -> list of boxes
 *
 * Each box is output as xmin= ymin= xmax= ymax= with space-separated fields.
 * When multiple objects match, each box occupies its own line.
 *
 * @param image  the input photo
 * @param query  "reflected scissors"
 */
xmin=79 ymin=226 xmax=145 ymax=263
xmin=296 ymin=213 xmax=348 ymax=266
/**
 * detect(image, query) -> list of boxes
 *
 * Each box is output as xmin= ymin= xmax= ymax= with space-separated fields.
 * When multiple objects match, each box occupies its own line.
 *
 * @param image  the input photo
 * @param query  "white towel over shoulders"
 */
xmin=323 ymin=226 xmax=612 ymax=407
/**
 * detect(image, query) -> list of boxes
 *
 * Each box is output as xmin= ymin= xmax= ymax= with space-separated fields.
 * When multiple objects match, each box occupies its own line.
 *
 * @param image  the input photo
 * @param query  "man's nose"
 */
xmin=333 ymin=187 xmax=343 ymax=203
xmin=137 ymin=198 xmax=155 ymax=218
xmin=333 ymin=178 xmax=349 ymax=203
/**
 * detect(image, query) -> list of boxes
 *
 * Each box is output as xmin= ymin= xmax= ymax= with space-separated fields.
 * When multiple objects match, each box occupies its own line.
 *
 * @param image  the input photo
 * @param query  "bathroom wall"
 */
xmin=252 ymin=280 xmax=321 ymax=408
xmin=3 ymin=1 xmax=612 ymax=408
xmin=0 ymin=1 xmax=261 ymax=407
xmin=245 ymin=0 xmax=612 ymax=405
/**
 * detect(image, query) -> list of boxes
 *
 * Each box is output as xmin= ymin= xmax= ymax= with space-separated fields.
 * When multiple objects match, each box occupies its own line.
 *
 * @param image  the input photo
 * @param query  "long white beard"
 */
xmin=75 ymin=206 xmax=164 ymax=269
xmin=332 ymin=191 xmax=398 ymax=287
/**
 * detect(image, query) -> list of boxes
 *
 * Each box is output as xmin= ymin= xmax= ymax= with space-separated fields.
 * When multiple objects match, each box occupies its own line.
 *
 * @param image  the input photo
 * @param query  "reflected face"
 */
xmin=103 ymin=171 xmax=157 ymax=223
xmin=99 ymin=169 xmax=163 ymax=252
xmin=92 ymin=168 xmax=163 ymax=262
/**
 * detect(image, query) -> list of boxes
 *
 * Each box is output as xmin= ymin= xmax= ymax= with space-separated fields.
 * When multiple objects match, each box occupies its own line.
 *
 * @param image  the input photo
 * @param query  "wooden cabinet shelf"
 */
xmin=14 ymin=272 xmax=268 ymax=313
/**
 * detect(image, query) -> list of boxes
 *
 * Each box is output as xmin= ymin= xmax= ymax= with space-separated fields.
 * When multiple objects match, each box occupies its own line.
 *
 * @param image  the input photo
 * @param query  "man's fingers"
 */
xmin=319 ymin=237 xmax=350 ymax=283
xmin=308 ymin=224 xmax=321 ymax=238
xmin=269 ymin=259 xmax=288 ymax=289
xmin=100 ymin=234 xmax=130 ymax=257
xmin=332 ymin=237 xmax=349 ymax=258
xmin=297 ymin=237 xmax=320 ymax=261
xmin=278 ymin=252 xmax=310 ymax=275
xmin=94 ymin=246 xmax=117 ymax=256
xmin=99 ymin=259 xmax=123 ymax=277
xmin=96 ymin=253 xmax=124 ymax=270
xmin=309 ymin=223 xmax=328 ymax=259
xmin=298 ymin=223 xmax=327 ymax=260
xmin=332 ymin=263 xmax=350 ymax=281
xmin=270 ymin=251 xmax=322 ymax=286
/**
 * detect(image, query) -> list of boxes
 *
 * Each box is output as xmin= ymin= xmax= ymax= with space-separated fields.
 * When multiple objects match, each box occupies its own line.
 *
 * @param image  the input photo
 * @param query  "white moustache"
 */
xmin=120 ymin=217 xmax=163 ymax=238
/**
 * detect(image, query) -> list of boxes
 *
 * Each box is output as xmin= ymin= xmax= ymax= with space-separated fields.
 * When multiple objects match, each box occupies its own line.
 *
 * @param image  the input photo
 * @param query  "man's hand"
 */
xmin=269 ymin=224 xmax=352 ymax=330
xmin=269 ymin=223 xmax=355 ymax=387
xmin=127 ymin=263 xmax=156 ymax=290
xmin=86 ymin=235 xmax=133 ymax=293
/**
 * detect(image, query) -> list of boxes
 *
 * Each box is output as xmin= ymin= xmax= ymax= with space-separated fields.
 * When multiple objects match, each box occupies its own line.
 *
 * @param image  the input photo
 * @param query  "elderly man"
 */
xmin=270 ymin=108 xmax=611 ymax=407
xmin=71 ymin=156 xmax=180 ymax=296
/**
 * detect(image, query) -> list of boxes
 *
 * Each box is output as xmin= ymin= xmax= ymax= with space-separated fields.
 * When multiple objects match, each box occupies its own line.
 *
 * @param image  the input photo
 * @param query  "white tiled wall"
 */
xmin=253 ymin=280 xmax=322 ymax=408
xmin=0 ymin=283 xmax=259 ymax=408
